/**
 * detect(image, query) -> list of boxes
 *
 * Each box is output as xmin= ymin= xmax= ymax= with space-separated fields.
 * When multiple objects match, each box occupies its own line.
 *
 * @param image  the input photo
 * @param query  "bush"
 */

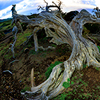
xmin=97 ymin=46 xmax=100 ymax=52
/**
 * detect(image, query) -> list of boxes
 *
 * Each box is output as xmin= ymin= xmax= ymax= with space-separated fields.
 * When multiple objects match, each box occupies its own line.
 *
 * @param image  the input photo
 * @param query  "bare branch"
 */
xmin=58 ymin=1 xmax=62 ymax=7
xmin=10 ymin=26 xmax=18 ymax=58
xmin=44 ymin=0 xmax=48 ymax=6
xmin=52 ymin=1 xmax=58 ymax=6
xmin=37 ymin=6 xmax=45 ymax=11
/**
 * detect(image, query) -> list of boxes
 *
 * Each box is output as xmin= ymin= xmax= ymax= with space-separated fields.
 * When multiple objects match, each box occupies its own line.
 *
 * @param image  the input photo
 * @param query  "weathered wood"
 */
xmin=33 ymin=27 xmax=39 ymax=51
xmin=11 ymin=5 xmax=24 ymax=33
xmin=10 ymin=26 xmax=18 ymax=58
xmin=11 ymin=2 xmax=100 ymax=100
xmin=31 ymin=68 xmax=35 ymax=88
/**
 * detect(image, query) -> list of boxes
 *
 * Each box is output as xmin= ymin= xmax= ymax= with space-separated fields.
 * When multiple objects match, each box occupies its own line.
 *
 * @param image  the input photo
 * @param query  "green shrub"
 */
xmin=83 ymin=64 xmax=87 ymax=69
xmin=20 ymin=86 xmax=30 ymax=92
xmin=29 ymin=49 xmax=36 ymax=55
xmin=62 ymin=78 xmax=74 ymax=88
xmin=63 ymin=81 xmax=70 ymax=88
xmin=83 ymin=26 xmax=90 ymax=37
xmin=15 ymin=32 xmax=32 ymax=47
xmin=97 ymin=46 xmax=100 ymax=52
xmin=45 ymin=61 xmax=63 ymax=79
xmin=51 ymin=44 xmax=57 ymax=47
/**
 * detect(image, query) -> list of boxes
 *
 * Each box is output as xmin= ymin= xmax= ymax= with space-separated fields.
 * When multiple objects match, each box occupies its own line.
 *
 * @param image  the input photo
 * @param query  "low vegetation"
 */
xmin=45 ymin=61 xmax=63 ymax=79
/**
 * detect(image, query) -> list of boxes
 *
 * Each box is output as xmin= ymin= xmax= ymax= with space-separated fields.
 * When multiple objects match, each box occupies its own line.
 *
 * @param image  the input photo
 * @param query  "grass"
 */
xmin=40 ymin=51 xmax=47 ymax=57
xmin=0 ymin=20 xmax=14 ymax=33
xmin=83 ymin=64 xmax=88 ymax=69
xmin=15 ymin=32 xmax=32 ymax=47
xmin=53 ymin=67 xmax=100 ymax=100
xmin=27 ymin=44 xmax=32 ymax=48
xmin=51 ymin=44 xmax=57 ymax=47
xmin=4 ymin=54 xmax=12 ymax=60
xmin=0 ymin=32 xmax=5 ymax=39
xmin=20 ymin=85 xmax=31 ymax=92
xmin=63 ymin=78 xmax=74 ymax=89
xmin=97 ymin=45 xmax=100 ymax=52
xmin=0 ymin=43 xmax=10 ymax=56
xmin=28 ymin=78 xmax=31 ymax=81
xmin=54 ymin=78 xmax=89 ymax=100
xmin=0 ymin=43 xmax=5 ymax=50
xmin=1 ymin=24 xmax=11 ymax=31
xmin=82 ymin=26 xmax=90 ymax=37
xmin=0 ymin=23 xmax=4 ymax=27
xmin=29 ymin=49 xmax=37 ymax=55
xmin=54 ymin=64 xmax=100 ymax=100
xmin=95 ymin=67 xmax=100 ymax=71
xmin=0 ymin=60 xmax=3 ymax=66
xmin=29 ymin=49 xmax=48 ymax=56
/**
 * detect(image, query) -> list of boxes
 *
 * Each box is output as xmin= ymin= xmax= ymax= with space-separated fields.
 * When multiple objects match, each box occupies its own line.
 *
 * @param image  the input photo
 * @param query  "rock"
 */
xmin=24 ymin=48 xmax=29 ymax=53
xmin=64 ymin=11 xmax=79 ymax=21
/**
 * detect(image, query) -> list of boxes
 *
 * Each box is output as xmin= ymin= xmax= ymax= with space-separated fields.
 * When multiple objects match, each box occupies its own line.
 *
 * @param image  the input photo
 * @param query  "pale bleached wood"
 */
xmin=11 ymin=3 xmax=100 ymax=100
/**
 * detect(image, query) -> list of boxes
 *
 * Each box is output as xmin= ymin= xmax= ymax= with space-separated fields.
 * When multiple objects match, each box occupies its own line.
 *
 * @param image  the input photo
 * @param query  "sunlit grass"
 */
xmin=0 ymin=43 xmax=10 ymax=56
xmin=0 ymin=20 xmax=13 ymax=32
xmin=15 ymin=32 xmax=32 ymax=47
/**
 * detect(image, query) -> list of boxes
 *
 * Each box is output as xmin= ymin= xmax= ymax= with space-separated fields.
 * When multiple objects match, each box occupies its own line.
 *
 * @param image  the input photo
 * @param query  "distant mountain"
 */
xmin=0 ymin=13 xmax=38 ymax=22
xmin=0 ymin=18 xmax=12 ymax=23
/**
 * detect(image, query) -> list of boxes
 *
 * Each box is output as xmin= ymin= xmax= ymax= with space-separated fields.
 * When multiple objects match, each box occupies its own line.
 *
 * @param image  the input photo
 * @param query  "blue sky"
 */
xmin=0 ymin=0 xmax=99 ymax=19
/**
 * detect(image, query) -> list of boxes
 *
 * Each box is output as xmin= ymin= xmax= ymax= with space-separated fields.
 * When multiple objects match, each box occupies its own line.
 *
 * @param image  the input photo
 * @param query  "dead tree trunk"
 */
xmin=11 ymin=5 xmax=24 ymax=33
xmin=11 ymin=4 xmax=100 ymax=100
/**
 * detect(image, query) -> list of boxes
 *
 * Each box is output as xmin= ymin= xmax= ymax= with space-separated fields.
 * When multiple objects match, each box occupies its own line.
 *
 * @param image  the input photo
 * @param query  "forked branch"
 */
xmin=43 ymin=0 xmax=62 ymax=11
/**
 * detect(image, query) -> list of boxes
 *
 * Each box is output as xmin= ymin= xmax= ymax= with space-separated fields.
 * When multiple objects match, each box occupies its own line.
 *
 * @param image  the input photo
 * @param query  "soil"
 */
xmin=0 ymin=34 xmax=72 ymax=99
xmin=0 ymin=32 xmax=100 ymax=100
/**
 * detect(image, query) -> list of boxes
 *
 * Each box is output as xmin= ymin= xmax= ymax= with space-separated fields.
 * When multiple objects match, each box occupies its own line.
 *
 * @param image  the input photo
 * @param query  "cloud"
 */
xmin=0 ymin=0 xmax=98 ymax=19
xmin=0 ymin=0 xmax=40 ymax=19
xmin=0 ymin=0 xmax=23 ymax=10
xmin=0 ymin=5 xmax=12 ymax=19
xmin=95 ymin=0 xmax=100 ymax=7
xmin=16 ymin=0 xmax=40 ymax=14
xmin=60 ymin=0 xmax=95 ymax=13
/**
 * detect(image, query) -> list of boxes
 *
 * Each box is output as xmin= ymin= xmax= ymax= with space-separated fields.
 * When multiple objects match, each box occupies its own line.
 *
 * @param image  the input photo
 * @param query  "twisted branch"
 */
xmin=10 ymin=26 xmax=18 ymax=58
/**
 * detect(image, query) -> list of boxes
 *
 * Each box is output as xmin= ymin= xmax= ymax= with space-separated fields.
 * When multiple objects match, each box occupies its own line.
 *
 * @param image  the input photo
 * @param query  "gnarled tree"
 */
xmin=11 ymin=1 xmax=100 ymax=100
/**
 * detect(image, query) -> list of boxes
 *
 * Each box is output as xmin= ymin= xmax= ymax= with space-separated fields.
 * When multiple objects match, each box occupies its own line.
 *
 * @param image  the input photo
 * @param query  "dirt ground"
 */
xmin=0 ymin=35 xmax=71 ymax=99
xmin=0 ymin=32 xmax=100 ymax=100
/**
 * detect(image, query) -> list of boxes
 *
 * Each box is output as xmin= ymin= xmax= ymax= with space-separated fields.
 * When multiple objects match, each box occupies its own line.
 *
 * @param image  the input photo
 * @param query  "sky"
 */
xmin=0 ymin=0 xmax=99 ymax=19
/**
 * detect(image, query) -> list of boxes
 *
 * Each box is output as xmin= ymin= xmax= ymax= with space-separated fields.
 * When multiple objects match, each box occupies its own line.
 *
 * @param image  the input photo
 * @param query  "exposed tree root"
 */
xmin=21 ymin=39 xmax=100 ymax=100
xmin=10 ymin=26 xmax=18 ymax=58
